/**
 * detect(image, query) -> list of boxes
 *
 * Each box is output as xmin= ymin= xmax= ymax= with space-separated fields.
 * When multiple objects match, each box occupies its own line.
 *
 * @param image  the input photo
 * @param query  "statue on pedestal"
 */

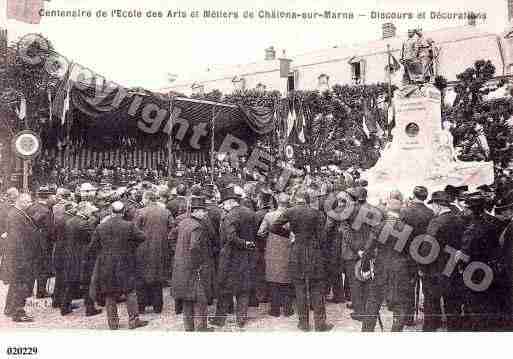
xmin=401 ymin=29 xmax=439 ymax=85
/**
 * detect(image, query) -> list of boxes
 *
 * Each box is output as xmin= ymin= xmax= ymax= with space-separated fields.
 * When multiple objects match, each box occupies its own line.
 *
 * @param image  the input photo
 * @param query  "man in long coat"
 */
xmin=400 ymin=186 xmax=434 ymax=325
xmin=88 ymin=201 xmax=148 ymax=330
xmin=0 ymin=188 xmax=19 ymax=270
xmin=210 ymin=186 xmax=257 ymax=328
xmin=172 ymin=196 xmax=215 ymax=331
xmin=258 ymin=192 xmax=294 ymax=317
xmin=134 ymin=191 xmax=173 ymax=314
xmin=61 ymin=201 xmax=102 ymax=316
xmin=52 ymin=200 xmax=76 ymax=309
xmin=0 ymin=194 xmax=38 ymax=322
xmin=26 ymin=186 xmax=55 ymax=299
xmin=271 ymin=190 xmax=333 ymax=331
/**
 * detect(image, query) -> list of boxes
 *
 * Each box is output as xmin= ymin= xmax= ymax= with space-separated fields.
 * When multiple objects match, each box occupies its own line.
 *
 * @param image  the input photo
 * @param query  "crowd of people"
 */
xmin=1 ymin=169 xmax=513 ymax=332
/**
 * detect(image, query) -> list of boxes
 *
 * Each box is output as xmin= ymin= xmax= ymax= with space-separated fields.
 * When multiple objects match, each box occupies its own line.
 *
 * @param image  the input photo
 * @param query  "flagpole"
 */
xmin=210 ymin=107 xmax=215 ymax=184
xmin=386 ymin=44 xmax=393 ymax=140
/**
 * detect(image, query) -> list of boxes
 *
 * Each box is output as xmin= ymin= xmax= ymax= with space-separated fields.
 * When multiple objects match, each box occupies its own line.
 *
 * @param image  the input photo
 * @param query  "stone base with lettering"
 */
xmin=363 ymin=84 xmax=493 ymax=203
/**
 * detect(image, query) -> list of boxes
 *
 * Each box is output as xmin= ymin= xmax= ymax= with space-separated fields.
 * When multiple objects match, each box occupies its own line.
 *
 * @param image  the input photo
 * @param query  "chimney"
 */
xmin=468 ymin=12 xmax=476 ymax=26
xmin=509 ymin=0 xmax=513 ymax=22
xmin=265 ymin=46 xmax=276 ymax=61
xmin=382 ymin=23 xmax=396 ymax=39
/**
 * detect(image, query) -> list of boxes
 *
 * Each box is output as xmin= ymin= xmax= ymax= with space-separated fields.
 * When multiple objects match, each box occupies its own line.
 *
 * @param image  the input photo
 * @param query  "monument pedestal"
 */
xmin=364 ymin=84 xmax=493 ymax=203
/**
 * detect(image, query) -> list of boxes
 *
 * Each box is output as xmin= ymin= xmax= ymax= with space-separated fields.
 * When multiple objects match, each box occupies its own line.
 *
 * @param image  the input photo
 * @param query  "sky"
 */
xmin=0 ymin=0 xmax=509 ymax=90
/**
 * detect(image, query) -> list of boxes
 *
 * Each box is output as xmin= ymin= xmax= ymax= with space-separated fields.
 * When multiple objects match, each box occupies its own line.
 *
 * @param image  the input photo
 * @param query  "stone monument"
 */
xmin=364 ymin=32 xmax=493 ymax=201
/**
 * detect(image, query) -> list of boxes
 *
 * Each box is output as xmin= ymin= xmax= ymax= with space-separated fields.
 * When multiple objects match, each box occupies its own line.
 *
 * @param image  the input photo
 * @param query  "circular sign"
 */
xmin=405 ymin=122 xmax=420 ymax=138
xmin=11 ymin=130 xmax=41 ymax=160
xmin=285 ymin=145 xmax=294 ymax=159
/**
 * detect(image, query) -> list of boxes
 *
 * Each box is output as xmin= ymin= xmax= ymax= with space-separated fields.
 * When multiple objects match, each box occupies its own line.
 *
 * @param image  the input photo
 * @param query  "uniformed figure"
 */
xmin=272 ymin=189 xmax=333 ymax=331
xmin=210 ymin=186 xmax=257 ymax=328
xmin=172 ymin=196 xmax=215 ymax=331
xmin=88 ymin=201 xmax=148 ymax=330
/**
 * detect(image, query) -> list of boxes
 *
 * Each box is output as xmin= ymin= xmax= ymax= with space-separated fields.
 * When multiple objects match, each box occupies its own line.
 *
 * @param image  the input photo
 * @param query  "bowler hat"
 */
xmin=463 ymin=192 xmax=487 ymax=207
xmin=219 ymin=186 xmax=240 ymax=203
xmin=190 ymin=196 xmax=206 ymax=210
xmin=427 ymin=191 xmax=451 ymax=205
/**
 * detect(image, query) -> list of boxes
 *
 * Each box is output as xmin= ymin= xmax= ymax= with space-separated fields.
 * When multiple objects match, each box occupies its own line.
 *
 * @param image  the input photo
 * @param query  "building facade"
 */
xmin=161 ymin=20 xmax=513 ymax=98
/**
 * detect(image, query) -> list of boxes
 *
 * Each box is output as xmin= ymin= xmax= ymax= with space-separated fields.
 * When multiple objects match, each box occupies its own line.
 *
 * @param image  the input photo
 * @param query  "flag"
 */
xmin=385 ymin=51 xmax=401 ymax=74
xmin=286 ymin=100 xmax=296 ymax=138
xmin=6 ymin=0 xmax=44 ymax=24
xmin=296 ymin=100 xmax=306 ymax=143
xmin=52 ymin=62 xmax=75 ymax=125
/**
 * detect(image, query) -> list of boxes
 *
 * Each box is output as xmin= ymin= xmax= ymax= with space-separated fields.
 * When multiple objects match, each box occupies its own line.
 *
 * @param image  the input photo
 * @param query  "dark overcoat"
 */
xmin=89 ymin=216 xmax=145 ymax=299
xmin=171 ymin=215 xmax=215 ymax=302
xmin=271 ymin=205 xmax=328 ymax=283
xmin=62 ymin=214 xmax=97 ymax=284
xmin=26 ymin=201 xmax=54 ymax=277
xmin=217 ymin=205 xmax=257 ymax=295
xmin=0 ymin=207 xmax=39 ymax=286
xmin=134 ymin=204 xmax=173 ymax=284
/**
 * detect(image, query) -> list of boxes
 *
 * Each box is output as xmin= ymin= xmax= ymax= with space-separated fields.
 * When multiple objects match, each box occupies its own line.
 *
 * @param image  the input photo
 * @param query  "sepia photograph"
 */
xmin=1 ymin=0 xmax=513 ymax=357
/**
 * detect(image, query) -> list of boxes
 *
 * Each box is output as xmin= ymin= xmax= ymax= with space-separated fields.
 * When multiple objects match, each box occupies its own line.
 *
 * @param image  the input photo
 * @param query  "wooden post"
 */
xmin=22 ymin=160 xmax=29 ymax=193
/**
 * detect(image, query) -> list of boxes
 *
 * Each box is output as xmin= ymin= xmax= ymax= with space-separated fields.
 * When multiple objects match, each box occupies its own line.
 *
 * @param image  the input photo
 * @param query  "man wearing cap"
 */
xmin=271 ymin=189 xmax=333 ymax=331
xmin=210 ymin=186 xmax=257 ymax=328
xmin=422 ymin=191 xmax=466 ymax=331
xmin=166 ymin=183 xmax=188 ymax=218
xmin=1 ymin=194 xmax=38 ymax=322
xmin=61 ymin=201 xmax=102 ymax=317
xmin=88 ymin=201 xmax=148 ymax=330
xmin=172 ymin=196 xmax=215 ymax=331
xmin=400 ymin=186 xmax=434 ymax=325
xmin=258 ymin=192 xmax=294 ymax=317
xmin=123 ymin=189 xmax=143 ymax=222
xmin=134 ymin=191 xmax=174 ymax=314
xmin=26 ymin=186 xmax=56 ymax=299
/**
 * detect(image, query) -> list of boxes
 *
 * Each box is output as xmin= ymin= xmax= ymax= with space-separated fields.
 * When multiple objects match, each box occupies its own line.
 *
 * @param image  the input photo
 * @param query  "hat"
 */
xmin=444 ymin=185 xmax=468 ymax=197
xmin=428 ymin=191 xmax=451 ymax=205
xmin=476 ymin=184 xmax=493 ymax=193
xmin=463 ymin=192 xmax=487 ymax=207
xmin=219 ymin=186 xmax=240 ymax=203
xmin=354 ymin=258 xmax=375 ymax=282
xmin=37 ymin=185 xmax=54 ymax=196
xmin=190 ymin=196 xmax=206 ymax=210
xmin=413 ymin=186 xmax=428 ymax=200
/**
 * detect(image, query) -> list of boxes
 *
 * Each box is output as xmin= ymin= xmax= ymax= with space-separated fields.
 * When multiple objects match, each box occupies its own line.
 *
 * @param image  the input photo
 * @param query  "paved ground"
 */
xmin=0 ymin=282 xmax=424 ymax=332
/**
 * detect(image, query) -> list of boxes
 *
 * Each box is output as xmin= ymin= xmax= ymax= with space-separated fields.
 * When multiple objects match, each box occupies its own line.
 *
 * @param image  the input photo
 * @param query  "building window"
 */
xmin=318 ymin=74 xmax=330 ymax=92
xmin=191 ymin=82 xmax=205 ymax=95
xmin=232 ymin=76 xmax=245 ymax=91
xmin=256 ymin=83 xmax=266 ymax=92
xmin=349 ymin=57 xmax=366 ymax=84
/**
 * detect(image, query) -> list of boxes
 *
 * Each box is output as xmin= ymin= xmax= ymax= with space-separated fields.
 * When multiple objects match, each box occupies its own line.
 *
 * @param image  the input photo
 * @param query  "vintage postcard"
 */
xmin=0 ymin=0 xmax=512 ymax=357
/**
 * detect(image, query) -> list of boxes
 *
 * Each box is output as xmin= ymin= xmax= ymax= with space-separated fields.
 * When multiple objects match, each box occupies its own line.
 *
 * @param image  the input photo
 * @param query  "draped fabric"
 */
xmin=40 ymin=80 xmax=277 ymax=152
